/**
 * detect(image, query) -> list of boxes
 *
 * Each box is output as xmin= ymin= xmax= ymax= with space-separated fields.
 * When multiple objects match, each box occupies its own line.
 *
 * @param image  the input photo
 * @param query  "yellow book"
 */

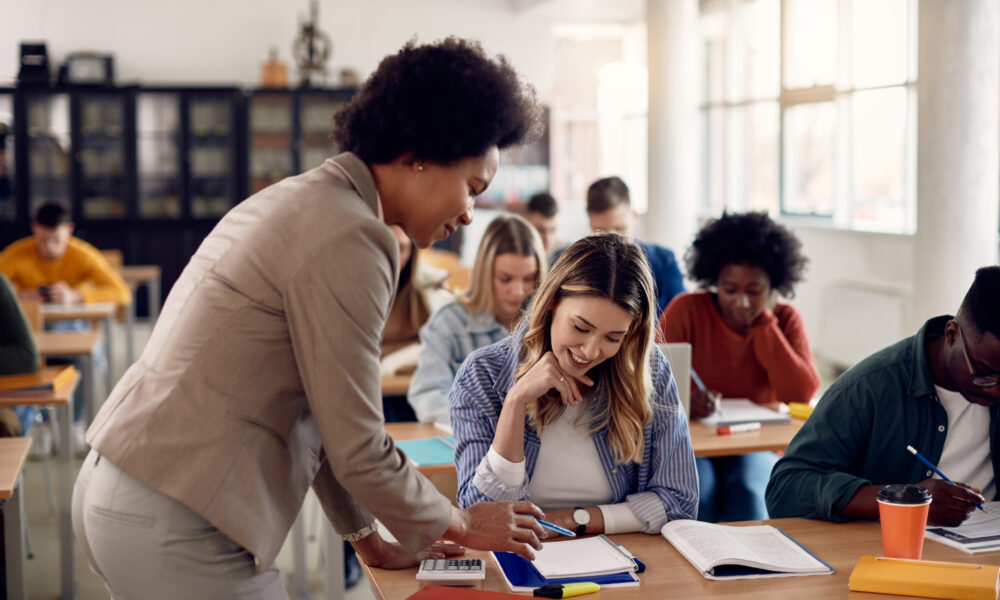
xmin=0 ymin=365 xmax=77 ymax=396
xmin=849 ymin=555 xmax=1000 ymax=600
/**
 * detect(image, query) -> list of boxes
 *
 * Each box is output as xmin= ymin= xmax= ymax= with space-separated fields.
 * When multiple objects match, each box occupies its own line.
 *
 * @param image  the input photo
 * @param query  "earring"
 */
xmin=416 ymin=164 xmax=424 ymax=171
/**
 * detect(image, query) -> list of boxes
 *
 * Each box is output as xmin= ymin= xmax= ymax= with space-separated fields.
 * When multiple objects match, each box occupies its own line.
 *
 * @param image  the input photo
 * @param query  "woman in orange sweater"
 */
xmin=658 ymin=212 xmax=820 ymax=522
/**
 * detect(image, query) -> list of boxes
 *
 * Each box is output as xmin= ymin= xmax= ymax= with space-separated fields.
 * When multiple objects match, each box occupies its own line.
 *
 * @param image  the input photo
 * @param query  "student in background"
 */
xmin=381 ymin=225 xmax=453 ymax=424
xmin=74 ymin=38 xmax=548 ymax=599
xmin=768 ymin=266 xmax=1000 ymax=526
xmin=452 ymin=234 xmax=698 ymax=535
xmin=581 ymin=177 xmax=684 ymax=318
xmin=659 ymin=212 xmax=819 ymax=523
xmin=0 ymin=202 xmax=130 ymax=307
xmin=381 ymin=225 xmax=453 ymax=359
xmin=524 ymin=192 xmax=559 ymax=256
xmin=0 ymin=202 xmax=128 ymax=442
xmin=0 ymin=274 xmax=41 ymax=437
xmin=408 ymin=214 xmax=545 ymax=425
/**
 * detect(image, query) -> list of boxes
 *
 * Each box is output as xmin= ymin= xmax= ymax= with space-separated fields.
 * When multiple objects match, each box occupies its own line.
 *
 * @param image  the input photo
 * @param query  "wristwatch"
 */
xmin=572 ymin=506 xmax=590 ymax=536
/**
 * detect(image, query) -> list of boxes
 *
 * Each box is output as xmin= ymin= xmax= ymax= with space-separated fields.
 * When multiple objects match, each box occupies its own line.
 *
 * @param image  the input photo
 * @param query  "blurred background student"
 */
xmin=0 ymin=274 xmax=42 ymax=438
xmin=408 ymin=214 xmax=546 ymax=425
xmin=452 ymin=233 xmax=697 ymax=535
xmin=523 ymin=192 xmax=559 ymax=257
xmin=658 ymin=211 xmax=820 ymax=522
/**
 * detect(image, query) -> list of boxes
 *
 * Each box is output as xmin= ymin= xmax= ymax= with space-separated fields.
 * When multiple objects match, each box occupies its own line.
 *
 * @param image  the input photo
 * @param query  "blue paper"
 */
xmin=395 ymin=437 xmax=455 ymax=466
xmin=492 ymin=551 xmax=638 ymax=587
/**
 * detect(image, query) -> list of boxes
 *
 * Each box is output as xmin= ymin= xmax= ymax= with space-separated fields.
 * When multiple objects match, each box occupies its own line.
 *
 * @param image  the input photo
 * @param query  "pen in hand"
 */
xmin=906 ymin=445 xmax=987 ymax=512
xmin=691 ymin=368 xmax=721 ymax=417
xmin=537 ymin=518 xmax=576 ymax=537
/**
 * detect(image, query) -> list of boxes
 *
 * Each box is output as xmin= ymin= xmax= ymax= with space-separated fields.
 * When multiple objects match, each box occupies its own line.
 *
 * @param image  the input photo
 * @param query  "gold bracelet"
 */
xmin=341 ymin=521 xmax=378 ymax=542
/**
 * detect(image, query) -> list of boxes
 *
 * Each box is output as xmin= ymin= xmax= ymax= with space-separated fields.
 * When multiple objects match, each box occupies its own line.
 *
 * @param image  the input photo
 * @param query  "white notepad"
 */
xmin=697 ymin=399 xmax=790 ymax=427
xmin=531 ymin=535 xmax=637 ymax=579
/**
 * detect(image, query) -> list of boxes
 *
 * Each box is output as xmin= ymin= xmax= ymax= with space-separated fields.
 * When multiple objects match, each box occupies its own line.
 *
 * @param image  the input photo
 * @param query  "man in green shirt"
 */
xmin=767 ymin=266 xmax=1000 ymax=527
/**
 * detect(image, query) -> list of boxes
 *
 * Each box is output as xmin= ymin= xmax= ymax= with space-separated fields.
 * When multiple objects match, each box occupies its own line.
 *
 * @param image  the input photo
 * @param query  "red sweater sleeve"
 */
xmin=747 ymin=304 xmax=820 ymax=404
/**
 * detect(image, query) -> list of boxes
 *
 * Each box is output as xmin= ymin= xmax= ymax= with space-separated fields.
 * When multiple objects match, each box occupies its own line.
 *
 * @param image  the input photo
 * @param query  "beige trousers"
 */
xmin=72 ymin=450 xmax=289 ymax=600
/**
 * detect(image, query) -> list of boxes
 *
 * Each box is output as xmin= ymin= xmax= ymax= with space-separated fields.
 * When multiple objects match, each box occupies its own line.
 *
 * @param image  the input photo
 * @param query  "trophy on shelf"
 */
xmin=292 ymin=0 xmax=332 ymax=88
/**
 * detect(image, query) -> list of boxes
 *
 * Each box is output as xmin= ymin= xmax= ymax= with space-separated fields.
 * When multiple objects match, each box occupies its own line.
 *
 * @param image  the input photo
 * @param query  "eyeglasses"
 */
xmin=956 ymin=324 xmax=1000 ymax=388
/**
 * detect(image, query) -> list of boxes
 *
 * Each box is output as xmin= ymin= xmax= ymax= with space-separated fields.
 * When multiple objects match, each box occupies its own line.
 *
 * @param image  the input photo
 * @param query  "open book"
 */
xmin=926 ymin=501 xmax=1000 ymax=554
xmin=661 ymin=520 xmax=833 ymax=580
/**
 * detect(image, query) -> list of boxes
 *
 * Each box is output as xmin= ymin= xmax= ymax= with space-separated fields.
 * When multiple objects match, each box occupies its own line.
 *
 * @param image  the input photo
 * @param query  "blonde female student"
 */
xmin=451 ymin=233 xmax=698 ymax=535
xmin=408 ymin=213 xmax=546 ymax=425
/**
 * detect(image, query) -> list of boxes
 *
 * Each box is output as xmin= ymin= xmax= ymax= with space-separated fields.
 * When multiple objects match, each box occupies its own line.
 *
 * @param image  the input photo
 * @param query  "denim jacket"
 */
xmin=766 ymin=316 xmax=1000 ymax=521
xmin=407 ymin=301 xmax=508 ymax=425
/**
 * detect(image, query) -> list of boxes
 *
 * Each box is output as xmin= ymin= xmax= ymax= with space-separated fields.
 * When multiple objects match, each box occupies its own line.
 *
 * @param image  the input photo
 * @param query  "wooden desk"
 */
xmin=119 ymin=264 xmax=162 ymax=364
xmin=688 ymin=418 xmax=805 ymax=458
xmin=382 ymin=373 xmax=412 ymax=396
xmin=0 ymin=437 xmax=31 ymax=600
xmin=36 ymin=331 xmax=101 ymax=426
xmin=0 ymin=372 xmax=81 ymax=600
xmin=363 ymin=517 xmax=1000 ymax=599
xmin=42 ymin=302 xmax=116 ymax=402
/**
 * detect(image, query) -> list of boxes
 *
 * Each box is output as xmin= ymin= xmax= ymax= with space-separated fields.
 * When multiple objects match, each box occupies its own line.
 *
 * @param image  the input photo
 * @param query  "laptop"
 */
xmin=657 ymin=342 xmax=691 ymax=417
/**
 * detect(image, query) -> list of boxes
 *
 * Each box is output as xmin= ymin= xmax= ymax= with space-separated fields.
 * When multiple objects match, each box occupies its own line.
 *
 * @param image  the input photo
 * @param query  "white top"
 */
xmin=488 ymin=403 xmax=645 ymax=534
xmin=935 ymin=385 xmax=995 ymax=501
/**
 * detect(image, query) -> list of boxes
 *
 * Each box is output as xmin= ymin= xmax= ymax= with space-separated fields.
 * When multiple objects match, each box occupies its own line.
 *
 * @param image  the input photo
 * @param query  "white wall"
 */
xmin=2 ymin=0 xmax=559 ymax=97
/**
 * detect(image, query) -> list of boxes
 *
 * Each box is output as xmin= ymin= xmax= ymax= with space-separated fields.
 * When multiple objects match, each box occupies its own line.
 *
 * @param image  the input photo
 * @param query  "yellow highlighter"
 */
xmin=533 ymin=582 xmax=601 ymax=598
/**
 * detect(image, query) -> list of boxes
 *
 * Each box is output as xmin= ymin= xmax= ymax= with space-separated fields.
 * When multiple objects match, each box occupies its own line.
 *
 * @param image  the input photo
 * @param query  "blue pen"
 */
xmin=906 ymin=445 xmax=986 ymax=511
xmin=537 ymin=519 xmax=576 ymax=537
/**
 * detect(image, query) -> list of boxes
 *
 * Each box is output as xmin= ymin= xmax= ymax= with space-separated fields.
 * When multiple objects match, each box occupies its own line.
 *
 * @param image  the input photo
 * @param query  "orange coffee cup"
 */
xmin=876 ymin=484 xmax=932 ymax=559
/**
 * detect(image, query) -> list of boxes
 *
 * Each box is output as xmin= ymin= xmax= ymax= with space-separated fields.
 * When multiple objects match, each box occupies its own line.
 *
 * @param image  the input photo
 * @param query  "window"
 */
xmin=700 ymin=0 xmax=916 ymax=234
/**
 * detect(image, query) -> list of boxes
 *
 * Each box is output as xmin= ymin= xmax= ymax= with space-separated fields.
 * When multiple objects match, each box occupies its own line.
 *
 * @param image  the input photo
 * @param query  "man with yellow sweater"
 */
xmin=0 ymin=203 xmax=130 ymax=306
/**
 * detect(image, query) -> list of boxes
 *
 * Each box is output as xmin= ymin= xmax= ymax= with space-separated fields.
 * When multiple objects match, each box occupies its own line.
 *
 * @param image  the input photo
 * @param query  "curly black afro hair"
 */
xmin=331 ymin=37 xmax=543 ymax=165
xmin=685 ymin=212 xmax=808 ymax=298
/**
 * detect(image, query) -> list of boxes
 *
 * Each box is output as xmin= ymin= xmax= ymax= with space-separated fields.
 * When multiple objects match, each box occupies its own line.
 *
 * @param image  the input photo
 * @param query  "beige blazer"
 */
xmin=87 ymin=153 xmax=453 ymax=571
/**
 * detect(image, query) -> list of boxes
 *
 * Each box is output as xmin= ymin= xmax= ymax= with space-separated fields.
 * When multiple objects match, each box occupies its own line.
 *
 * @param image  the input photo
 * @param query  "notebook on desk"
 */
xmin=491 ymin=535 xmax=641 ymax=592
xmin=395 ymin=436 xmax=455 ymax=467
xmin=697 ymin=399 xmax=791 ymax=427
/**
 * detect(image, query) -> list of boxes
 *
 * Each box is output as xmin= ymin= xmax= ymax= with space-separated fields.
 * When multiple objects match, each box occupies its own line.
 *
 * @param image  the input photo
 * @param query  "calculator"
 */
xmin=415 ymin=558 xmax=486 ymax=585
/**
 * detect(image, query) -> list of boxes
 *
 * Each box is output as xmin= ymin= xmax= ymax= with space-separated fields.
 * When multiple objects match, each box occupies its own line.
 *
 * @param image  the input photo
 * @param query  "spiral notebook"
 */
xmin=491 ymin=535 xmax=641 ymax=592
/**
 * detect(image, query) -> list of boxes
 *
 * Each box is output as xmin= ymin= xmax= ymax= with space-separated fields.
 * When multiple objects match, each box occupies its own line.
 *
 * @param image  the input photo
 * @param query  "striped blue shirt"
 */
xmin=450 ymin=332 xmax=699 ymax=533
xmin=408 ymin=301 xmax=508 ymax=425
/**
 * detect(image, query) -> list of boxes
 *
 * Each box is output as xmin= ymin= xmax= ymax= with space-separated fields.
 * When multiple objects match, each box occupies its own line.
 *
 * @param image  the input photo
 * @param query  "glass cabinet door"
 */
xmin=0 ymin=92 xmax=15 ymax=222
xmin=299 ymin=92 xmax=348 ymax=171
xmin=25 ymin=92 xmax=71 ymax=215
xmin=76 ymin=92 xmax=127 ymax=219
xmin=249 ymin=92 xmax=294 ymax=194
xmin=188 ymin=93 xmax=236 ymax=218
xmin=136 ymin=92 xmax=182 ymax=219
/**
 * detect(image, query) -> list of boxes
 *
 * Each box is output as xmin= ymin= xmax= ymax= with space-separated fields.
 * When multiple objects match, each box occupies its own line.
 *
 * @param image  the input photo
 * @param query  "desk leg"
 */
xmin=323 ymin=520 xmax=345 ymax=600
xmin=83 ymin=355 xmax=95 ymax=428
xmin=103 ymin=315 xmax=114 ymax=400
xmin=57 ymin=403 xmax=75 ymax=600
xmin=3 ymin=475 xmax=27 ymax=600
xmin=149 ymin=279 xmax=161 ymax=323
xmin=125 ymin=299 xmax=135 ymax=367
xmin=290 ymin=511 xmax=309 ymax=600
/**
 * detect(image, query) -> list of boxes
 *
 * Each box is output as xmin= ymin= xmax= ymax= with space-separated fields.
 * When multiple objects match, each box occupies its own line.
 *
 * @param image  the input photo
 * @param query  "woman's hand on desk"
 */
xmin=445 ymin=501 xmax=546 ymax=560
xmin=352 ymin=534 xmax=464 ymax=569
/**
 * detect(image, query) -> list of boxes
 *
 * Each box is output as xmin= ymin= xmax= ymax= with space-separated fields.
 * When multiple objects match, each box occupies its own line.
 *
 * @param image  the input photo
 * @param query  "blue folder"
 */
xmin=492 ymin=551 xmax=639 ymax=588
xmin=395 ymin=436 xmax=455 ymax=466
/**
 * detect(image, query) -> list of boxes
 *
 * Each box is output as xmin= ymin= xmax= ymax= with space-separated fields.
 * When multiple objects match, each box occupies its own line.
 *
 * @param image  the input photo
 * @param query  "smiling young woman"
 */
xmin=408 ymin=214 xmax=545 ymax=425
xmin=450 ymin=233 xmax=698 ymax=538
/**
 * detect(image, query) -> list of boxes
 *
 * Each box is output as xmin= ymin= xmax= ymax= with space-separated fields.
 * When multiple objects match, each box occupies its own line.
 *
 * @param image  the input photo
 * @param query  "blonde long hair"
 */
xmin=460 ymin=214 xmax=547 ymax=317
xmin=517 ymin=233 xmax=656 ymax=464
